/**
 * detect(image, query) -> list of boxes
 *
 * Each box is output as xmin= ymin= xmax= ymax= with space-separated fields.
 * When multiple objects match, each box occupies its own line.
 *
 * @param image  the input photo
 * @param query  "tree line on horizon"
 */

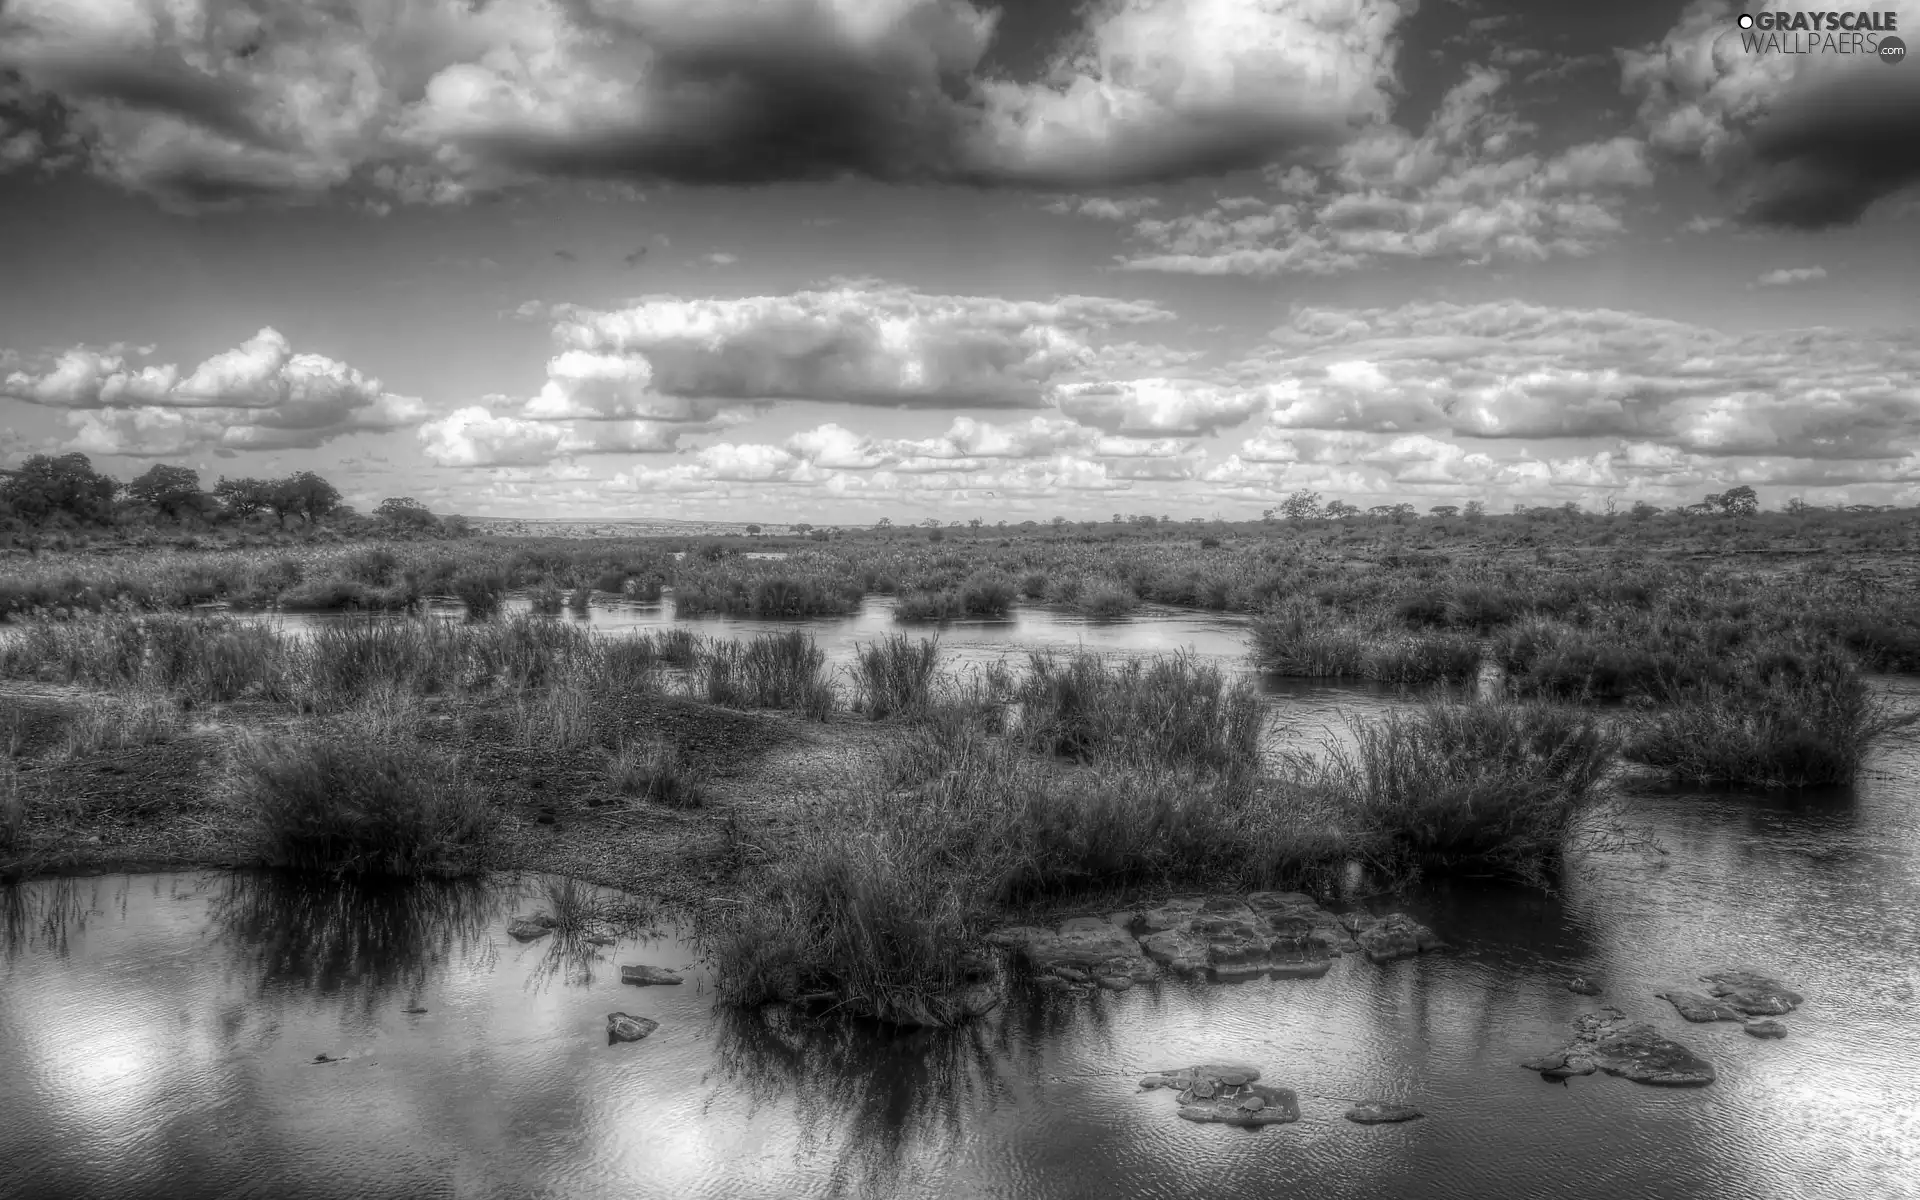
xmin=0 ymin=452 xmax=460 ymax=536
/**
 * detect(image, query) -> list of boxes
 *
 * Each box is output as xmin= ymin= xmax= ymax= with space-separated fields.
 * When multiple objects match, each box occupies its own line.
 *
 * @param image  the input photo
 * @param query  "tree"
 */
xmin=874 ymin=517 xmax=892 ymax=530
xmin=968 ymin=518 xmax=982 ymax=530
xmin=921 ymin=516 xmax=941 ymax=529
xmin=213 ymin=476 xmax=273 ymax=520
xmin=1463 ymin=500 xmax=1486 ymax=522
xmin=1279 ymin=489 xmax=1324 ymax=523
xmin=266 ymin=471 xmax=341 ymax=527
xmin=1716 ymin=485 xmax=1759 ymax=517
xmin=1324 ymin=500 xmax=1360 ymax=519
xmin=1050 ymin=515 xmax=1067 ymax=529
xmin=375 ymin=497 xmax=439 ymax=530
xmin=1785 ymin=497 xmax=1811 ymax=516
xmin=126 ymin=464 xmax=208 ymax=522
xmin=1630 ymin=500 xmax=1659 ymax=522
xmin=1429 ymin=505 xmax=1459 ymax=519
xmin=1389 ymin=502 xmax=1416 ymax=525
xmin=745 ymin=524 xmax=762 ymax=536
xmin=792 ymin=523 xmax=814 ymax=534
xmin=0 ymin=453 xmax=120 ymax=526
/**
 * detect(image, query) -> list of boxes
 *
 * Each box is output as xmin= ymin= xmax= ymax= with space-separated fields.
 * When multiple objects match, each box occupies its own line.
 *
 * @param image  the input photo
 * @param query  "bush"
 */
xmin=701 ymin=630 xmax=834 ymax=718
xmin=231 ymin=724 xmax=494 ymax=876
xmin=1323 ymin=701 xmax=1617 ymax=881
xmin=853 ymin=634 xmax=941 ymax=718
xmin=1013 ymin=651 xmax=1262 ymax=775
xmin=608 ymin=736 xmax=705 ymax=808
xmin=453 ymin=569 xmax=507 ymax=620
xmin=529 ymin=582 xmax=565 ymax=615
xmin=1075 ymin=579 xmax=1137 ymax=618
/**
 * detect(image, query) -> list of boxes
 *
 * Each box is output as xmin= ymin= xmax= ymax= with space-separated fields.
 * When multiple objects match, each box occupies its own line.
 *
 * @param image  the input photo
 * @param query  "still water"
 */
xmin=5 ymin=679 xmax=1919 ymax=1200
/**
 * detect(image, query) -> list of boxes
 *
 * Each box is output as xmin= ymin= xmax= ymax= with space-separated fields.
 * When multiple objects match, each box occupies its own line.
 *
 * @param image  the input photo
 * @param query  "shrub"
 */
xmin=453 ymin=569 xmax=507 ymax=621
xmin=529 ymin=582 xmax=565 ymax=615
xmin=958 ymin=572 xmax=1016 ymax=617
xmin=231 ymin=724 xmax=494 ymax=876
xmin=853 ymin=634 xmax=941 ymax=718
xmin=894 ymin=590 xmax=965 ymax=622
xmin=1323 ymin=701 xmax=1618 ymax=881
xmin=608 ymin=736 xmax=705 ymax=807
xmin=1013 ymin=651 xmax=1262 ymax=775
xmin=701 ymin=631 xmax=834 ymax=718
xmin=1075 ymin=579 xmax=1137 ymax=618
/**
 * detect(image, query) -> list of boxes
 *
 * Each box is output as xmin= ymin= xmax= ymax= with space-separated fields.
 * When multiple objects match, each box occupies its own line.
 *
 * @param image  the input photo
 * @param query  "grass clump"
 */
xmin=852 ymin=634 xmax=941 ymax=718
xmin=1322 ymin=701 xmax=1618 ymax=882
xmin=61 ymin=691 xmax=185 ymax=759
xmin=452 ymin=569 xmax=507 ymax=620
xmin=230 ymin=718 xmax=494 ymax=876
xmin=608 ymin=736 xmax=705 ymax=807
xmin=1621 ymin=651 xmax=1914 ymax=788
xmin=1074 ymin=578 xmax=1138 ymax=618
xmin=1013 ymin=651 xmax=1262 ymax=774
xmin=700 ymin=630 xmax=835 ymax=718
xmin=529 ymin=582 xmax=565 ymax=615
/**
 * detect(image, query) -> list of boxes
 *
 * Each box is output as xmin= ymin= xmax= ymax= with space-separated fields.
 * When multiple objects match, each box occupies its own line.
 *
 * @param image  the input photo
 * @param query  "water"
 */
xmin=5 ymin=684 xmax=1918 ymax=1199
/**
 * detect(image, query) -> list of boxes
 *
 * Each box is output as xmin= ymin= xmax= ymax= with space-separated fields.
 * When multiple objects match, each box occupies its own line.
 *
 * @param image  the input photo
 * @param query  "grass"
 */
xmin=1 ymin=764 xmax=22 ymax=854
xmin=1621 ymin=651 xmax=1914 ymax=788
xmin=453 ymin=569 xmax=507 ymax=620
xmin=853 ymin=634 xmax=941 ymax=718
xmin=229 ymin=713 xmax=494 ymax=877
xmin=699 ymin=631 xmax=835 ymax=719
xmin=61 ymin=691 xmax=186 ymax=759
xmin=530 ymin=582 xmax=565 ymax=615
xmin=1012 ymin=651 xmax=1263 ymax=774
xmin=1320 ymin=701 xmax=1618 ymax=882
xmin=607 ymin=735 xmax=706 ymax=808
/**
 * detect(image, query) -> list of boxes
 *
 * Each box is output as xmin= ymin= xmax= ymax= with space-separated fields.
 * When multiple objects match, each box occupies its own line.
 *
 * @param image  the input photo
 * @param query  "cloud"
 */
xmin=0 ymin=0 xmax=1415 ymax=208
xmin=418 ymin=406 xmax=684 ymax=467
xmin=1621 ymin=0 xmax=1920 ymax=228
xmin=1236 ymin=299 xmax=1920 ymax=461
xmin=1 ymin=328 xmax=424 ymax=455
xmin=1752 ymin=265 xmax=1827 ymax=288
xmin=1050 ymin=377 xmax=1270 ymax=436
xmin=1043 ymin=195 xmax=1162 ymax=220
xmin=1119 ymin=68 xmax=1654 ymax=276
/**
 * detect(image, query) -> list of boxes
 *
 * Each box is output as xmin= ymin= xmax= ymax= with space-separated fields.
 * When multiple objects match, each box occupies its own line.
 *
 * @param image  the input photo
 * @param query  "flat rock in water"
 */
xmin=1140 ymin=1063 xmax=1262 ymax=1092
xmin=620 ymin=964 xmax=683 ymax=986
xmin=1702 ymin=970 xmax=1803 ymax=1016
xmin=1657 ymin=990 xmax=1744 ymax=1023
xmin=1345 ymin=1102 xmax=1424 ymax=1124
xmin=507 ymin=915 xmax=557 ymax=941
xmin=1524 ymin=1014 xmax=1714 ymax=1087
xmin=990 ymin=917 xmax=1159 ymax=987
xmin=1568 ymin=977 xmax=1602 ymax=996
xmin=606 ymin=1012 xmax=659 ymax=1043
xmin=1744 ymin=1018 xmax=1788 ymax=1039
xmin=1340 ymin=912 xmax=1444 ymax=964
xmin=1135 ymin=895 xmax=1339 ymax=979
xmin=1177 ymin=1084 xmax=1301 ymax=1128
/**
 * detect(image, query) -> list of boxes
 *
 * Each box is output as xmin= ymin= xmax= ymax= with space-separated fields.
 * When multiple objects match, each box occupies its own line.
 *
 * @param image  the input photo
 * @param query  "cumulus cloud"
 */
xmin=1050 ymin=377 xmax=1270 ymax=436
xmin=1752 ymin=265 xmax=1827 ymax=288
xmin=1118 ymin=67 xmax=1654 ymax=275
xmin=0 ymin=328 xmax=424 ymax=455
xmin=418 ymin=406 xmax=683 ymax=467
xmin=0 ymin=0 xmax=1415 ymax=208
xmin=1621 ymin=0 xmax=1920 ymax=228
xmin=1235 ymin=299 xmax=1920 ymax=462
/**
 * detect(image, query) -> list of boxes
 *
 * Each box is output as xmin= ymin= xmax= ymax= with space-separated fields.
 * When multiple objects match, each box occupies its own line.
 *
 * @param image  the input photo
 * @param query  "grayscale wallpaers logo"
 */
xmin=1734 ymin=11 xmax=1905 ymax=59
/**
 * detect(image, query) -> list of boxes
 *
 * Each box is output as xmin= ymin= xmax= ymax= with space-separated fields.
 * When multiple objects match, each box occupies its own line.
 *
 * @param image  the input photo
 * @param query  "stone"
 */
xmin=1340 ymin=912 xmax=1444 ymax=964
xmin=991 ymin=917 xmax=1159 ymax=988
xmin=1135 ymin=894 xmax=1337 ymax=980
xmin=1140 ymin=1063 xmax=1261 ymax=1092
xmin=507 ymin=914 xmax=557 ymax=940
xmin=1568 ymin=977 xmax=1602 ymax=996
xmin=606 ymin=1012 xmax=659 ymax=1043
xmin=1744 ymin=1018 xmax=1788 ymax=1039
xmin=1701 ymin=970 xmax=1803 ymax=1016
xmin=1345 ymin=1102 xmax=1424 ymax=1124
xmin=1524 ymin=1014 xmax=1714 ymax=1087
xmin=1177 ymin=1084 xmax=1301 ymax=1128
xmin=620 ymin=964 xmax=683 ymax=986
xmin=1656 ymin=990 xmax=1744 ymax=1023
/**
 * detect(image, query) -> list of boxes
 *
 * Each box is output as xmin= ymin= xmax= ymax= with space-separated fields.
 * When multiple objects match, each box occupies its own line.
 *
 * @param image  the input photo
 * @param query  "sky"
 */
xmin=1 ymin=0 xmax=1917 ymax=525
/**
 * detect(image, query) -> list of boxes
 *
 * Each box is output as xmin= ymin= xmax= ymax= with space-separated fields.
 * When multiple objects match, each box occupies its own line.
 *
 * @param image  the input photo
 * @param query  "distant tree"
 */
xmin=792 ymin=523 xmax=814 ymax=534
xmin=1324 ymin=500 xmax=1360 ymax=519
xmin=1630 ymin=500 xmax=1659 ymax=522
xmin=213 ymin=476 xmax=273 ymax=520
xmin=1785 ymin=497 xmax=1811 ymax=516
xmin=126 ymin=464 xmax=208 ymax=522
xmin=1050 ymin=515 xmax=1067 ymax=529
xmin=1716 ymin=485 xmax=1759 ymax=517
xmin=1429 ymin=505 xmax=1459 ymax=519
xmin=921 ymin=516 xmax=941 ymax=529
xmin=1559 ymin=500 xmax=1582 ymax=520
xmin=1389 ymin=503 xmax=1416 ymax=525
xmin=0 ymin=453 xmax=120 ymax=526
xmin=1279 ymin=489 xmax=1324 ymax=523
xmin=1260 ymin=508 xmax=1276 ymax=524
xmin=745 ymin=523 xmax=762 ymax=536
xmin=264 ymin=471 xmax=341 ymax=527
xmin=968 ymin=518 xmax=983 ymax=530
xmin=875 ymin=516 xmax=893 ymax=530
xmin=1463 ymin=499 xmax=1486 ymax=522
xmin=376 ymin=496 xmax=440 ymax=530
xmin=1365 ymin=505 xmax=1394 ymax=521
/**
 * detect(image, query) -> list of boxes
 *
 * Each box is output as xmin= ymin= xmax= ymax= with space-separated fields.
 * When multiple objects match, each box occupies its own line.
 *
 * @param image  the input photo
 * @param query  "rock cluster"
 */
xmin=606 ymin=1012 xmax=659 ymax=1043
xmin=1522 ymin=1012 xmax=1716 ymax=1087
xmin=620 ymin=964 xmax=683 ymax=986
xmin=1138 ymin=1064 xmax=1300 ymax=1128
xmin=988 ymin=894 xmax=1441 ymax=990
xmin=1657 ymin=969 xmax=1802 ymax=1031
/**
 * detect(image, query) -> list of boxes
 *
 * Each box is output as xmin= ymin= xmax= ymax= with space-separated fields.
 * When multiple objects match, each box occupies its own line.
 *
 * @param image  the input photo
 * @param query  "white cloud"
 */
xmin=1051 ymin=377 xmax=1270 ymax=436
xmin=1751 ymin=265 xmax=1827 ymax=288
xmin=1119 ymin=67 xmax=1654 ymax=275
xmin=1 ymin=328 xmax=424 ymax=455
xmin=418 ymin=406 xmax=683 ymax=467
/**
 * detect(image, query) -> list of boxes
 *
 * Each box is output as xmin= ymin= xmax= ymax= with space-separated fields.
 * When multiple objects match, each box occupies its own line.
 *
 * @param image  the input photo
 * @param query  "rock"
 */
xmin=1701 ymin=970 xmax=1803 ymax=1016
xmin=507 ymin=914 xmax=557 ymax=941
xmin=992 ymin=917 xmax=1158 ymax=988
xmin=1656 ymin=990 xmax=1744 ymax=1023
xmin=606 ymin=1012 xmax=659 ymax=1043
xmin=1524 ymin=1014 xmax=1714 ymax=1087
xmin=620 ymin=964 xmax=683 ymax=986
xmin=402 ymin=1006 xmax=428 ymax=1014
xmin=1340 ymin=912 xmax=1444 ymax=964
xmin=1177 ymin=1084 xmax=1301 ymax=1128
xmin=1246 ymin=891 xmax=1356 ymax=955
xmin=1095 ymin=974 xmax=1134 ymax=992
xmin=1136 ymin=894 xmax=1339 ymax=980
xmin=1568 ymin=977 xmax=1602 ymax=996
xmin=1140 ymin=1063 xmax=1261 ymax=1092
xmin=1345 ymin=1102 xmax=1424 ymax=1124
xmin=1744 ymin=1018 xmax=1788 ymax=1039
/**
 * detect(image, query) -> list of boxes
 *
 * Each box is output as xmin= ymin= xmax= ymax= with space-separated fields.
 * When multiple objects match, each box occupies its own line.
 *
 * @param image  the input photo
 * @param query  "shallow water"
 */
xmin=5 ymin=680 xmax=1919 ymax=1200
